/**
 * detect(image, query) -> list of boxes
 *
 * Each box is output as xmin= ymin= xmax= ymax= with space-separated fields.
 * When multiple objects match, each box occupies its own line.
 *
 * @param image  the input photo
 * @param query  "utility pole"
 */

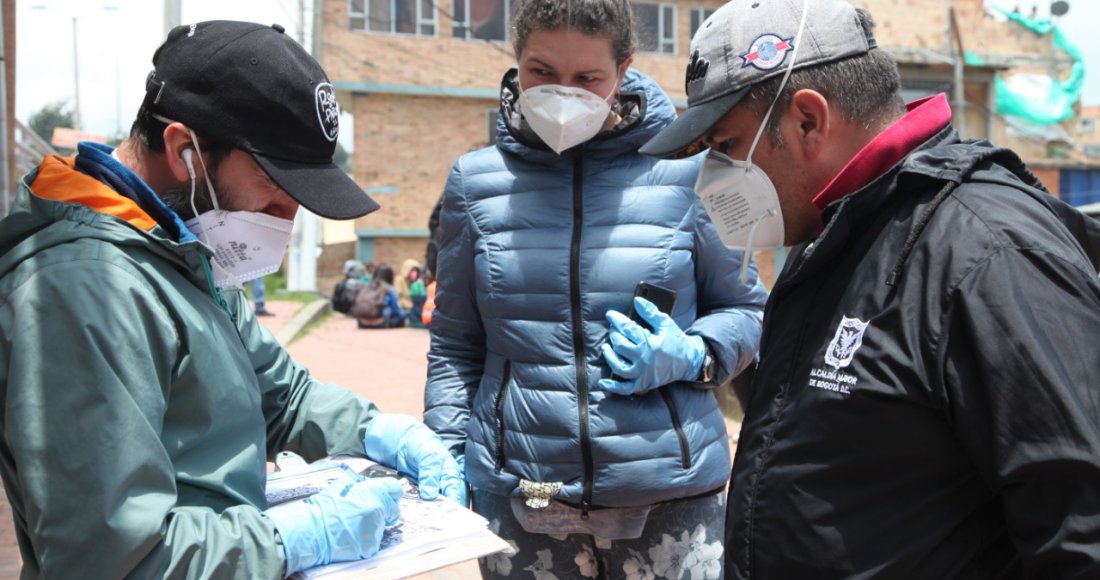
xmin=0 ymin=2 xmax=8 ymax=218
xmin=311 ymin=0 xmax=323 ymax=57
xmin=298 ymin=0 xmax=306 ymax=44
xmin=164 ymin=0 xmax=182 ymax=38
xmin=72 ymin=17 xmax=81 ymax=130
xmin=286 ymin=0 xmax=319 ymax=292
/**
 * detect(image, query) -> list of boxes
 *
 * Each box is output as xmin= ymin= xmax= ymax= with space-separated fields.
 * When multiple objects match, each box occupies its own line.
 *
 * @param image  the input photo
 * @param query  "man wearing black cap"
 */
xmin=0 ymin=21 xmax=464 ymax=578
xmin=643 ymin=0 xmax=1100 ymax=577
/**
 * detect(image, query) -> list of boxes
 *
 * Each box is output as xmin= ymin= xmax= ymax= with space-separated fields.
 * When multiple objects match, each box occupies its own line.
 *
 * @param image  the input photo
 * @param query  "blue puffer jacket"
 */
xmin=425 ymin=68 xmax=767 ymax=510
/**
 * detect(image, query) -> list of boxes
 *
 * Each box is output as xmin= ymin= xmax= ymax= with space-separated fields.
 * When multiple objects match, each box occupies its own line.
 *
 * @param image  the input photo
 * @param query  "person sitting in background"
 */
xmin=332 ymin=259 xmax=367 ymax=315
xmin=394 ymin=258 xmax=421 ymax=313
xmin=354 ymin=263 xmax=407 ymax=329
xmin=420 ymin=269 xmax=437 ymax=328
xmin=407 ymin=266 xmax=428 ymax=328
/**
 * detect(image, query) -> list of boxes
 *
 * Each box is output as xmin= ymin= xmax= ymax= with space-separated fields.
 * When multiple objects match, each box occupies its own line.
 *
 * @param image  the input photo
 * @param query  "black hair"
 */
xmin=372 ymin=263 xmax=396 ymax=286
xmin=128 ymin=103 xmax=233 ymax=166
xmin=511 ymin=0 xmax=637 ymax=65
xmin=743 ymin=9 xmax=905 ymax=147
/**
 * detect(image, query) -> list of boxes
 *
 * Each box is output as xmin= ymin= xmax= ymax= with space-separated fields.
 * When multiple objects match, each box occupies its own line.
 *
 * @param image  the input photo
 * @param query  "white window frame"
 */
xmin=690 ymin=7 xmax=715 ymax=39
xmin=452 ymin=0 xmax=512 ymax=41
xmin=1080 ymin=117 xmax=1096 ymax=135
xmin=348 ymin=0 xmax=438 ymax=37
xmin=637 ymin=3 xmax=678 ymax=55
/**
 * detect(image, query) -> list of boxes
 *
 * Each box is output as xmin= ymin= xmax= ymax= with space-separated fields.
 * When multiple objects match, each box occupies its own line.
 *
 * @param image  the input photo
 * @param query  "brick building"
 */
xmin=314 ymin=0 xmax=1097 ymax=287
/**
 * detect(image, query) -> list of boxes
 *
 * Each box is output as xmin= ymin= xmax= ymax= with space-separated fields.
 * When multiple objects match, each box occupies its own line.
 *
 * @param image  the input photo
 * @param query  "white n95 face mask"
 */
xmin=518 ymin=83 xmax=614 ymax=154
xmin=695 ymin=151 xmax=785 ymax=251
xmin=694 ymin=0 xmax=810 ymax=281
xmin=162 ymin=115 xmax=297 ymax=288
xmin=186 ymin=210 xmax=295 ymax=287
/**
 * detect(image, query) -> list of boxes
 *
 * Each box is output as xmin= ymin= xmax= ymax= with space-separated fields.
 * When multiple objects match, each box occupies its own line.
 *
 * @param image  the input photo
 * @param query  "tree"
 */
xmin=28 ymin=101 xmax=75 ymax=150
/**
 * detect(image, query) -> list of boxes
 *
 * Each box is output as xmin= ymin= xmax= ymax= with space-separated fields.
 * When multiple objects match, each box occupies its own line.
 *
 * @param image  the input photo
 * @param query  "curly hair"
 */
xmin=511 ymin=0 xmax=637 ymax=65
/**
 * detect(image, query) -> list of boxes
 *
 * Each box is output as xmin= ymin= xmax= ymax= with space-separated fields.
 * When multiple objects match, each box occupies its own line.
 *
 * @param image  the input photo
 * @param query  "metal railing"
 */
xmin=0 ymin=120 xmax=57 ymax=217
xmin=13 ymin=119 xmax=56 ymax=177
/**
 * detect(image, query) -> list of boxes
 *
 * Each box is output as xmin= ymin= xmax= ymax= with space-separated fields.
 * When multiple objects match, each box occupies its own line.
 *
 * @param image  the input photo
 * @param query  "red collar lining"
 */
xmin=812 ymin=94 xmax=953 ymax=211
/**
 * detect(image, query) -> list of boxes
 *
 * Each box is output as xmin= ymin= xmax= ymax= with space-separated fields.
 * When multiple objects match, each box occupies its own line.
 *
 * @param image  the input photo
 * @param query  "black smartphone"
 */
xmin=627 ymin=281 xmax=677 ymax=331
xmin=609 ymin=282 xmax=678 ymax=383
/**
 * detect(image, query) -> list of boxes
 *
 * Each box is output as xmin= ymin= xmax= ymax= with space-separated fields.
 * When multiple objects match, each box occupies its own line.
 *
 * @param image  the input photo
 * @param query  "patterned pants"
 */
xmin=472 ymin=487 xmax=726 ymax=580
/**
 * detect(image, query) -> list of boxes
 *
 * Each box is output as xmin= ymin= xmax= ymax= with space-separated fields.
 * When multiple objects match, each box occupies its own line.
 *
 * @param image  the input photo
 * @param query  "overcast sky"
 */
xmin=13 ymin=0 xmax=1100 ymax=140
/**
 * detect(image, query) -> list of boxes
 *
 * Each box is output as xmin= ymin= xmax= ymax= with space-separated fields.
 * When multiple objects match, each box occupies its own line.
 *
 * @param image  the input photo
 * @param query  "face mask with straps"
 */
xmin=693 ymin=0 xmax=810 ymax=282
xmin=517 ymin=80 xmax=617 ymax=155
xmin=152 ymin=113 xmax=296 ymax=289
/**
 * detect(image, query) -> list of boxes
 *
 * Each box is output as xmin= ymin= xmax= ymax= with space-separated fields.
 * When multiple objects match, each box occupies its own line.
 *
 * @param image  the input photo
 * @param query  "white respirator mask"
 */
xmin=694 ymin=0 xmax=809 ymax=281
xmin=155 ymin=114 xmax=297 ymax=288
xmin=518 ymin=82 xmax=615 ymax=154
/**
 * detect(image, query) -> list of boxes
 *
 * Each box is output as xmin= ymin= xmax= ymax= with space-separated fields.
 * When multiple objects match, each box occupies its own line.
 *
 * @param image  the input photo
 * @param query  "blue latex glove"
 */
xmin=266 ymin=477 xmax=403 ymax=575
xmin=598 ymin=296 xmax=706 ymax=396
xmin=363 ymin=413 xmax=467 ymax=505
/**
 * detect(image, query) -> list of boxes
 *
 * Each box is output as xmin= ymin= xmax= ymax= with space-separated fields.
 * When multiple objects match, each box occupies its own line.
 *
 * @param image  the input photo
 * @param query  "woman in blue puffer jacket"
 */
xmin=424 ymin=0 xmax=767 ymax=577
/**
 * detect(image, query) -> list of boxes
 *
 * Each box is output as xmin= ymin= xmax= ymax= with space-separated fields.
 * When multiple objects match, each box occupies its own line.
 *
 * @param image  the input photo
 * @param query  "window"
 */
xmin=690 ymin=7 xmax=715 ymax=39
xmin=636 ymin=3 xmax=677 ymax=55
xmin=1080 ymin=117 xmax=1095 ymax=135
xmin=348 ymin=0 xmax=437 ymax=36
xmin=453 ymin=0 xmax=510 ymax=41
xmin=900 ymin=80 xmax=951 ymax=103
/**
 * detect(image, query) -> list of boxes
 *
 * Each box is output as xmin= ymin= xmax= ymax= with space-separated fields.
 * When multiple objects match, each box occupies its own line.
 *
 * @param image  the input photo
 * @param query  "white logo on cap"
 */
xmin=315 ymin=82 xmax=339 ymax=142
xmin=740 ymin=34 xmax=795 ymax=71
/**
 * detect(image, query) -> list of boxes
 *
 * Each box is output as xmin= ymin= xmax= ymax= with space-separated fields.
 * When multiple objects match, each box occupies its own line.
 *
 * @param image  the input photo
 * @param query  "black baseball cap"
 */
xmin=640 ymin=0 xmax=876 ymax=159
xmin=143 ymin=20 xmax=379 ymax=219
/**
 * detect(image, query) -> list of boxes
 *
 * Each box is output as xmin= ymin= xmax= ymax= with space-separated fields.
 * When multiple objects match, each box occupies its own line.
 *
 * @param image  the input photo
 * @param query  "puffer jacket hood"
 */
xmin=496 ymin=67 xmax=674 ymax=162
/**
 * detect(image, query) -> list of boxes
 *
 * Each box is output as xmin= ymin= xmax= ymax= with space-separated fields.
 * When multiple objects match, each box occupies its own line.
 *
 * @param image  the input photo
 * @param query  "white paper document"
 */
xmin=266 ymin=454 xmax=507 ymax=579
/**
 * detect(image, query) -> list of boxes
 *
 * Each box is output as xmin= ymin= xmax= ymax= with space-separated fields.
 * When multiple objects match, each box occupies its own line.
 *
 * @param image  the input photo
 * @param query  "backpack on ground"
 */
xmin=351 ymin=282 xmax=388 ymax=321
xmin=332 ymin=278 xmax=365 ymax=314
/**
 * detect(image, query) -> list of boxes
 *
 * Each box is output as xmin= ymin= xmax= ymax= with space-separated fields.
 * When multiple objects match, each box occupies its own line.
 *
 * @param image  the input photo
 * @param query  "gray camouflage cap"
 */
xmin=640 ymin=0 xmax=876 ymax=158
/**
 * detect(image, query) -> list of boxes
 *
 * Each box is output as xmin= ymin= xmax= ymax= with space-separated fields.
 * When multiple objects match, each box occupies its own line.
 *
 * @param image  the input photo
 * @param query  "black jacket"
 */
xmin=727 ymin=128 xmax=1100 ymax=579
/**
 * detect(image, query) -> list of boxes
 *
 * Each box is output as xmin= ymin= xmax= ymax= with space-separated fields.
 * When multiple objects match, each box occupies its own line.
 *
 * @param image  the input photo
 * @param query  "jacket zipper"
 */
xmin=200 ymin=255 xmax=232 ymax=317
xmin=493 ymin=360 xmax=513 ymax=472
xmin=571 ymin=156 xmax=595 ymax=518
xmin=659 ymin=390 xmax=691 ymax=468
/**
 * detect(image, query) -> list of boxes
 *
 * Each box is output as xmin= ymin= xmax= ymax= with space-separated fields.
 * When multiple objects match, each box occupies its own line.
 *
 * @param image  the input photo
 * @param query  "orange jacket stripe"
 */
xmin=30 ymin=155 xmax=159 ymax=232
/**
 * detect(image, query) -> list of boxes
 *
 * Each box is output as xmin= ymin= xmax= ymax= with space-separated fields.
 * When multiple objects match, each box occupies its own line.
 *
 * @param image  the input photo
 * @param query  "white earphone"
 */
xmin=182 ymin=148 xmax=196 ymax=179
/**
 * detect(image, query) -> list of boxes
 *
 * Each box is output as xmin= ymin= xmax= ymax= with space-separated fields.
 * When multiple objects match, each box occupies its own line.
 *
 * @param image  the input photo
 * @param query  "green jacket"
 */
xmin=0 ymin=149 xmax=378 ymax=578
